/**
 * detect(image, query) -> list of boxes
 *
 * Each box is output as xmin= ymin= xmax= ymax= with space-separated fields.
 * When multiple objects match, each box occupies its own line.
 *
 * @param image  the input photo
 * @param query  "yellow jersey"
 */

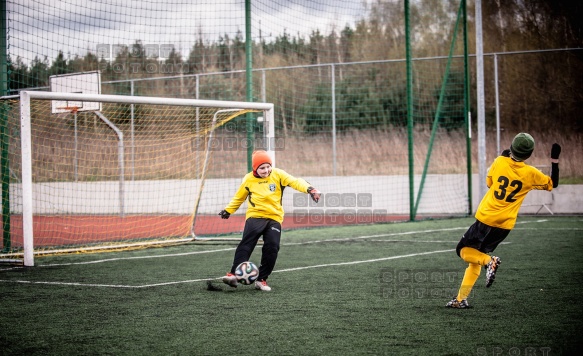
xmin=475 ymin=156 xmax=553 ymax=230
xmin=224 ymin=168 xmax=312 ymax=223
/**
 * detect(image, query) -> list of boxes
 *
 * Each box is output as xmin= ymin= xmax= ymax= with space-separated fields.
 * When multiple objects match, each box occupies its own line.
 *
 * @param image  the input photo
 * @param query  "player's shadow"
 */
xmin=205 ymin=280 xmax=259 ymax=293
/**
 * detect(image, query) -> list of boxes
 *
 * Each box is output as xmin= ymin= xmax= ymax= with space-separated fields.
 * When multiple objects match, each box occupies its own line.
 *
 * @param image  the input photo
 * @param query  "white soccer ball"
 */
xmin=234 ymin=261 xmax=259 ymax=285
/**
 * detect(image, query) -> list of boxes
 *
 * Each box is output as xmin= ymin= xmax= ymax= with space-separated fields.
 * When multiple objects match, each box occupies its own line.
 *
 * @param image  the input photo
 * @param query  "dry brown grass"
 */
xmin=7 ymin=99 xmax=579 ymax=182
xmin=20 ymin=124 xmax=583 ymax=182
xmin=273 ymin=128 xmax=582 ymax=181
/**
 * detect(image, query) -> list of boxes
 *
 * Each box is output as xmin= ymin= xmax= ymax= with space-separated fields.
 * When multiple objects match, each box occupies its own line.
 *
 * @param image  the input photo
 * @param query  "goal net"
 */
xmin=2 ymin=91 xmax=274 ymax=266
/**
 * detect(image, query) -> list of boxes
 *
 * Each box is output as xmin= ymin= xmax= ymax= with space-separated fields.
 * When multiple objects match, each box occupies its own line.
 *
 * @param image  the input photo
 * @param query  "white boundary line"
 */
xmin=283 ymin=226 xmax=468 ymax=246
xmin=0 ymin=248 xmax=457 ymax=289
xmin=3 ymin=226 xmax=468 ymax=270
xmin=30 ymin=247 xmax=237 ymax=267
xmin=0 ymin=219 xmax=556 ymax=288
xmin=272 ymin=249 xmax=455 ymax=274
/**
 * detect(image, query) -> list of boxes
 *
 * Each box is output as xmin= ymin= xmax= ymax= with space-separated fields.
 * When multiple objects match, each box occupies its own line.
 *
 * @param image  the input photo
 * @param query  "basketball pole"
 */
xmin=58 ymin=106 xmax=80 ymax=181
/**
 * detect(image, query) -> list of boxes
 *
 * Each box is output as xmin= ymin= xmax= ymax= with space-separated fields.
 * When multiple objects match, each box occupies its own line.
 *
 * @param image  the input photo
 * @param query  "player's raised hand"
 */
xmin=218 ymin=210 xmax=231 ymax=219
xmin=551 ymin=143 xmax=561 ymax=160
xmin=307 ymin=187 xmax=321 ymax=203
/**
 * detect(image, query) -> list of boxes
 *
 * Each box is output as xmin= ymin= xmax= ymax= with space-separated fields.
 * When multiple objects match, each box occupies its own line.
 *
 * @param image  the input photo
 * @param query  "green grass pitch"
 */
xmin=1 ymin=216 xmax=582 ymax=355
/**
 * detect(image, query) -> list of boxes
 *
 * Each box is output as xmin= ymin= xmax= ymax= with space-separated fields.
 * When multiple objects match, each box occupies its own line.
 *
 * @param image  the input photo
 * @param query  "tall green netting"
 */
xmin=1 ymin=0 xmax=472 ymax=258
xmin=405 ymin=0 xmax=471 ymax=220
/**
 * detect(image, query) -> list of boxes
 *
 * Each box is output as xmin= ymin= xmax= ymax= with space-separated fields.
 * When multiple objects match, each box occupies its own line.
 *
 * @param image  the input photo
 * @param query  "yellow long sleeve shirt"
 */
xmin=224 ymin=168 xmax=312 ymax=223
xmin=475 ymin=156 xmax=553 ymax=230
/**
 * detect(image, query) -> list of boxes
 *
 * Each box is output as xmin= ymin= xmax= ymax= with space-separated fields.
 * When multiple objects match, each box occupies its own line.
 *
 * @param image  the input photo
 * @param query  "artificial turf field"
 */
xmin=1 ymin=216 xmax=582 ymax=355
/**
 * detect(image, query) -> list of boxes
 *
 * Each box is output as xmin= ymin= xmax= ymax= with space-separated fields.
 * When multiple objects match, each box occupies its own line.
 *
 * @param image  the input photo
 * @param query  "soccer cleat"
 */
xmin=255 ymin=279 xmax=272 ymax=292
xmin=485 ymin=256 xmax=501 ymax=288
xmin=445 ymin=297 xmax=471 ymax=309
xmin=222 ymin=273 xmax=238 ymax=288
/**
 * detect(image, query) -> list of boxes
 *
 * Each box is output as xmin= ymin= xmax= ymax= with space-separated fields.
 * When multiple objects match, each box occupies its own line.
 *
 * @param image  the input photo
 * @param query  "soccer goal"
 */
xmin=5 ymin=91 xmax=274 ymax=266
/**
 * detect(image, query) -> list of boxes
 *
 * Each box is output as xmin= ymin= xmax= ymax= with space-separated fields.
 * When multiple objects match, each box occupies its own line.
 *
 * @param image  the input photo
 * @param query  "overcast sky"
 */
xmin=8 ymin=0 xmax=371 ymax=64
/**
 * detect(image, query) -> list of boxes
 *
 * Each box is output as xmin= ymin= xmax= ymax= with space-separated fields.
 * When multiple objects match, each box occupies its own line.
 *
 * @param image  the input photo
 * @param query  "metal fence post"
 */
xmin=331 ymin=63 xmax=337 ymax=176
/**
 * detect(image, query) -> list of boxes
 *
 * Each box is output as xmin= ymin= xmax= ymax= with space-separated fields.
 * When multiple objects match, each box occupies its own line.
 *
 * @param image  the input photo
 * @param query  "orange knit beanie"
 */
xmin=252 ymin=150 xmax=272 ymax=171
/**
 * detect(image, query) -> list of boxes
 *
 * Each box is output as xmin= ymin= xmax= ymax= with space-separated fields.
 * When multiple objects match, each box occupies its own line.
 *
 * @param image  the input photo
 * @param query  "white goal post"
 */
xmin=17 ymin=91 xmax=275 ymax=266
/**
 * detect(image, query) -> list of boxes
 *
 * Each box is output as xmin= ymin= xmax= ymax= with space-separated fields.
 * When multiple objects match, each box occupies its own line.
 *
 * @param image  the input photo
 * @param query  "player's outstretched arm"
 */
xmin=550 ymin=143 xmax=561 ymax=188
xmin=307 ymin=186 xmax=321 ymax=203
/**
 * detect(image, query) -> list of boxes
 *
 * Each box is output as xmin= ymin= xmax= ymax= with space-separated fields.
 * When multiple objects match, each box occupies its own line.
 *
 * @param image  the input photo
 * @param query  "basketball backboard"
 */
xmin=50 ymin=70 xmax=102 ymax=114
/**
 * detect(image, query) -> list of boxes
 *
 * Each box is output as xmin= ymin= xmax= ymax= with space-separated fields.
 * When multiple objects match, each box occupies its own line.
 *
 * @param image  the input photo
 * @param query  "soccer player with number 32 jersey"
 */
xmin=446 ymin=133 xmax=561 ymax=309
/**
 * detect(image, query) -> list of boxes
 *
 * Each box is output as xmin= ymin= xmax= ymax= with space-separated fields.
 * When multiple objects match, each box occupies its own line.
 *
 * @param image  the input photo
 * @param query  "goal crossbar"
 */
xmin=21 ymin=91 xmax=274 ymax=111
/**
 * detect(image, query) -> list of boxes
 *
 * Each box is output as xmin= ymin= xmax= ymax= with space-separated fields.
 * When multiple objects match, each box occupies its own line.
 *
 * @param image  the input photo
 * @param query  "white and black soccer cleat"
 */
xmin=485 ymin=256 xmax=501 ymax=288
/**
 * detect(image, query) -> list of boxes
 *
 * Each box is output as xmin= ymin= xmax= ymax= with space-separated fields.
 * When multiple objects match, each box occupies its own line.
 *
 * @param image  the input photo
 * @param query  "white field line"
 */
xmin=0 ymin=248 xmax=457 ymax=289
xmin=272 ymin=249 xmax=455 ymax=274
xmin=282 ymin=226 xmax=467 ymax=246
xmin=513 ymin=228 xmax=583 ymax=230
xmin=370 ymin=240 xmax=472 ymax=243
xmin=0 ymin=219 xmax=552 ymax=288
xmin=2 ymin=226 xmax=470 ymax=271
xmin=32 ymin=247 xmax=237 ymax=267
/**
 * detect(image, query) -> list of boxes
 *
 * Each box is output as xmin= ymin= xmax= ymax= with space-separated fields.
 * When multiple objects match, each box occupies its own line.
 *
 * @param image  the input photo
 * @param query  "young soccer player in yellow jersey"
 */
xmin=446 ymin=133 xmax=561 ymax=308
xmin=218 ymin=150 xmax=321 ymax=291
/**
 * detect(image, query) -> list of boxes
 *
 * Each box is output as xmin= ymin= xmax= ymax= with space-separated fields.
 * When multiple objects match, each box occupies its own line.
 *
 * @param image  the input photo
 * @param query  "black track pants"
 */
xmin=230 ymin=218 xmax=282 ymax=281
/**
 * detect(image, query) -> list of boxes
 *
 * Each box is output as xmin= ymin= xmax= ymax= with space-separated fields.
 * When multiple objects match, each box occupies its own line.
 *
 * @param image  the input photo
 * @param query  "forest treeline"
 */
xmin=7 ymin=0 xmax=583 ymax=132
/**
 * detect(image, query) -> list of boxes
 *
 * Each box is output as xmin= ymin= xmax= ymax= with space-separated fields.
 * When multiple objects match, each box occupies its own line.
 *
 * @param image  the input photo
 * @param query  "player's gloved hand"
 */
xmin=218 ymin=210 xmax=230 ymax=219
xmin=307 ymin=187 xmax=321 ymax=203
xmin=551 ymin=143 xmax=561 ymax=160
xmin=501 ymin=149 xmax=511 ymax=157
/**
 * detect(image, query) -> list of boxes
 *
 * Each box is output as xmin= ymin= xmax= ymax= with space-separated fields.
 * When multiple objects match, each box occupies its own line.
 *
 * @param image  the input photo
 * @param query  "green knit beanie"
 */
xmin=510 ymin=133 xmax=535 ymax=161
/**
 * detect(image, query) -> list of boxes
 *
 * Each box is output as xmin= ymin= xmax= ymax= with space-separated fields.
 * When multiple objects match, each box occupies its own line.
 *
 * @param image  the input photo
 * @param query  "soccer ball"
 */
xmin=234 ymin=261 xmax=259 ymax=285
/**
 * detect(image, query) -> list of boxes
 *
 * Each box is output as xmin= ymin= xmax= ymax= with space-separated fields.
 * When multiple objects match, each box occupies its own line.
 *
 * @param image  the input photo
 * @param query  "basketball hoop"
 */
xmin=57 ymin=106 xmax=80 ymax=113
